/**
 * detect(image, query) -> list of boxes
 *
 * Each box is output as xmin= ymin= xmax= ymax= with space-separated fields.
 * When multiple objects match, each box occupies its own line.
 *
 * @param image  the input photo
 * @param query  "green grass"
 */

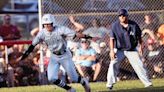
xmin=0 ymin=78 xmax=164 ymax=92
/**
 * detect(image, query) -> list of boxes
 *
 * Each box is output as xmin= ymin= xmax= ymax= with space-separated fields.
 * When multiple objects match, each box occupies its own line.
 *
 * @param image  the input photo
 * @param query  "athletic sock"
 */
xmin=78 ymin=76 xmax=85 ymax=86
xmin=53 ymin=79 xmax=71 ymax=90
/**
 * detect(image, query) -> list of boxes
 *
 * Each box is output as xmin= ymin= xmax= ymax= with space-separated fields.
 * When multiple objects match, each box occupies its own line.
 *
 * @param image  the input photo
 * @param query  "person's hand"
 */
xmin=69 ymin=16 xmax=75 ymax=23
xmin=92 ymin=37 xmax=100 ymax=42
xmin=138 ymin=45 xmax=143 ymax=56
xmin=16 ymin=56 xmax=22 ymax=62
xmin=110 ymin=49 xmax=116 ymax=60
xmin=76 ymin=33 xmax=84 ymax=38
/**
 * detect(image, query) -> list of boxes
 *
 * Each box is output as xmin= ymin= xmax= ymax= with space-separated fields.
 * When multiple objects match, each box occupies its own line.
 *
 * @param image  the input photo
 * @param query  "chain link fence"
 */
xmin=0 ymin=0 xmax=163 ymax=88
xmin=41 ymin=0 xmax=164 ymax=82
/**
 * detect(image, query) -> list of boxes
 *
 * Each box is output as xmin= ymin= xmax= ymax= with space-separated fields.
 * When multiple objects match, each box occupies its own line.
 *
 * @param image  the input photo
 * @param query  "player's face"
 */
xmin=119 ymin=15 xmax=128 ymax=23
xmin=43 ymin=23 xmax=53 ymax=32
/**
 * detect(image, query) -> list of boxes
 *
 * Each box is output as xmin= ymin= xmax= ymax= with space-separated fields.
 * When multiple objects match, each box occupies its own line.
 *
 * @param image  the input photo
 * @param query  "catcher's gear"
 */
xmin=20 ymin=45 xmax=35 ymax=60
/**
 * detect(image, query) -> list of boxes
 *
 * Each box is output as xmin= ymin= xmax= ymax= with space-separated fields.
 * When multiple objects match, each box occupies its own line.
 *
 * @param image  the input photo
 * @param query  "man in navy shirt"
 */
xmin=106 ymin=9 xmax=152 ymax=90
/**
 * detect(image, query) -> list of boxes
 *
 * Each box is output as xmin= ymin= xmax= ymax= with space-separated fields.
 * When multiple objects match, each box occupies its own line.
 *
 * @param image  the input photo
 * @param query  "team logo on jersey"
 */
xmin=130 ymin=31 xmax=135 ymax=35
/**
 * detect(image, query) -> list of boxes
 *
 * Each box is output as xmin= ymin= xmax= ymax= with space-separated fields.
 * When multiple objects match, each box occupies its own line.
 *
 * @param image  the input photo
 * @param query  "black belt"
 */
xmin=53 ymin=49 xmax=66 ymax=55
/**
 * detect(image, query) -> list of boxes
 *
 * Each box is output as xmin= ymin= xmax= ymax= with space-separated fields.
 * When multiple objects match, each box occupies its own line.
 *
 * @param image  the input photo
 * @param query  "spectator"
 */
xmin=83 ymin=18 xmax=109 ymax=41
xmin=0 ymin=15 xmax=22 ymax=85
xmin=0 ymin=14 xmax=21 ymax=41
xmin=92 ymin=42 xmax=110 ymax=81
xmin=83 ymin=18 xmax=109 ymax=53
xmin=0 ymin=58 xmax=7 ymax=87
xmin=69 ymin=16 xmax=111 ymax=82
xmin=0 ymin=45 xmax=7 ymax=87
xmin=142 ymin=14 xmax=159 ymax=43
xmin=142 ymin=14 xmax=159 ymax=33
xmin=74 ymin=38 xmax=97 ymax=81
xmin=7 ymin=44 xmax=39 ymax=86
xmin=2 ymin=44 xmax=24 ymax=87
xmin=143 ymin=35 xmax=164 ymax=78
xmin=157 ymin=24 xmax=164 ymax=45
xmin=15 ymin=59 xmax=40 ymax=86
xmin=67 ymin=16 xmax=84 ymax=54
xmin=6 ymin=64 xmax=14 ymax=87
xmin=8 ymin=45 xmax=23 ymax=68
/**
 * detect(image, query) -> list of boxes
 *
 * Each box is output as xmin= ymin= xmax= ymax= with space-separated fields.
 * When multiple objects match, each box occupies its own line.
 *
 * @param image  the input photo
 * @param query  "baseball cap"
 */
xmin=118 ymin=9 xmax=128 ymax=16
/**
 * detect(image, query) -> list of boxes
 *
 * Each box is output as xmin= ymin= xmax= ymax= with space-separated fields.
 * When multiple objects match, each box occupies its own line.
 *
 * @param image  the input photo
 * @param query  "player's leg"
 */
xmin=61 ymin=51 xmax=90 ymax=92
xmin=125 ymin=51 xmax=152 ymax=87
xmin=106 ymin=50 xmax=125 ymax=89
xmin=47 ymin=55 xmax=74 ymax=91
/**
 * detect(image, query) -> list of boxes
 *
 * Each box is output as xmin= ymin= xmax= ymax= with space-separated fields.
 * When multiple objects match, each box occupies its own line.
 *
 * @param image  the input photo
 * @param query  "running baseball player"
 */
xmin=20 ymin=14 xmax=92 ymax=92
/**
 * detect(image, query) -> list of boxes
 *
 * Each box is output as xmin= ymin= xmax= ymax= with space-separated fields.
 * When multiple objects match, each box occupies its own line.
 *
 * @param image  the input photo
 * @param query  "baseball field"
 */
xmin=0 ymin=78 xmax=164 ymax=92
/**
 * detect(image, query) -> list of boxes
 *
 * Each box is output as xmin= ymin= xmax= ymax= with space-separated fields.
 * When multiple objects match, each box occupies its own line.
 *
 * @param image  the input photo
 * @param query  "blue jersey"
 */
xmin=110 ymin=20 xmax=141 ymax=50
xmin=32 ymin=26 xmax=75 ymax=53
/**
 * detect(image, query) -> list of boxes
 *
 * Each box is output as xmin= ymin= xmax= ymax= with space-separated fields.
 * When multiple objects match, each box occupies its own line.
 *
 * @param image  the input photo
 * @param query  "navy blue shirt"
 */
xmin=110 ymin=20 xmax=142 ymax=51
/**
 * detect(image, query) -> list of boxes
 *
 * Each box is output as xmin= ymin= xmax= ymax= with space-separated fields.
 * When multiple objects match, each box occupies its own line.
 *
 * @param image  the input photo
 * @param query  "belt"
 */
xmin=53 ymin=49 xmax=66 ymax=55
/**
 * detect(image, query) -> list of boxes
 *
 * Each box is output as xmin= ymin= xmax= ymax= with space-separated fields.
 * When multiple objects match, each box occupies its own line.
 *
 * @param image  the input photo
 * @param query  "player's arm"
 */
xmin=20 ymin=31 xmax=43 ymax=60
xmin=109 ymin=24 xmax=116 ymax=60
xmin=20 ymin=45 xmax=35 ymax=60
xmin=136 ymin=23 xmax=143 ymax=56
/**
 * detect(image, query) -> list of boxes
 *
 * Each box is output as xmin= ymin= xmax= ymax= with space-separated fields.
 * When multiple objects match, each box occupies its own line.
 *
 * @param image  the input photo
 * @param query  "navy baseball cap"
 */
xmin=118 ymin=9 xmax=128 ymax=16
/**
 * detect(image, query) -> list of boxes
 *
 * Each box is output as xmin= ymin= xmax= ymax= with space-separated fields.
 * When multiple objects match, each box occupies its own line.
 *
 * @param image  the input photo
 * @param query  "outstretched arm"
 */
xmin=20 ymin=45 xmax=35 ymax=60
xmin=69 ymin=16 xmax=84 ymax=32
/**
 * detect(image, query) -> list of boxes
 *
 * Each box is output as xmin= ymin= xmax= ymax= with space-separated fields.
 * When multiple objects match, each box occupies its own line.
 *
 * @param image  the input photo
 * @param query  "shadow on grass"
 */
xmin=98 ymin=86 xmax=164 ymax=92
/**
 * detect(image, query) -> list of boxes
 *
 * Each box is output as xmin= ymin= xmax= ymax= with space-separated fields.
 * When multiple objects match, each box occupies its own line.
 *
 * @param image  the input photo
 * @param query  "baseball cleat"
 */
xmin=145 ymin=84 xmax=153 ymax=88
xmin=107 ymin=85 xmax=113 ymax=91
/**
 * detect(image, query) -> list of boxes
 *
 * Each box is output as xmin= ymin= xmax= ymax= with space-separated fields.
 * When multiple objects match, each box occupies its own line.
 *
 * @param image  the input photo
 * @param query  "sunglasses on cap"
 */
xmin=81 ymin=41 xmax=87 ymax=43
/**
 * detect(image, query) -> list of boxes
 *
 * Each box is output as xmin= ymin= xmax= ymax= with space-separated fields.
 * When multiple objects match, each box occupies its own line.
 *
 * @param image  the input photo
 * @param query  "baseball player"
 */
xmin=20 ymin=14 xmax=92 ymax=92
xmin=106 ymin=9 xmax=152 ymax=90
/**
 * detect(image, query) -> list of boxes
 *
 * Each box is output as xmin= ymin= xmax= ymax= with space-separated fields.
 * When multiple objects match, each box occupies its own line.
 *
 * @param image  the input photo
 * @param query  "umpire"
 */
xmin=106 ymin=9 xmax=152 ymax=90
